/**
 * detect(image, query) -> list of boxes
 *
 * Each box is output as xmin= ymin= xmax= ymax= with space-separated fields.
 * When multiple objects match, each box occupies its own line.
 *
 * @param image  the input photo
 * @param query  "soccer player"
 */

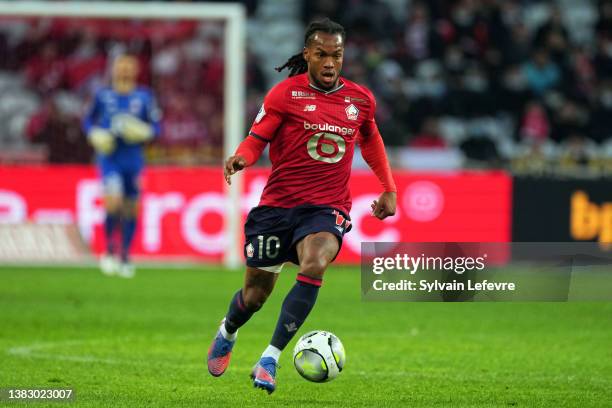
xmin=82 ymin=55 xmax=161 ymax=278
xmin=207 ymin=19 xmax=396 ymax=393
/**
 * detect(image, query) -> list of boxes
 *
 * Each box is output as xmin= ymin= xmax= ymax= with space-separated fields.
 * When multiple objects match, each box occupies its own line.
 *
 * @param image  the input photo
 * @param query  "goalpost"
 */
xmin=0 ymin=1 xmax=246 ymax=268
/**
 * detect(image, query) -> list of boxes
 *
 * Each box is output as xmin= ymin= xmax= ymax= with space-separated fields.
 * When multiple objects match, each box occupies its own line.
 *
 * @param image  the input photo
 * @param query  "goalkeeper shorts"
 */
xmin=100 ymin=164 xmax=141 ymax=199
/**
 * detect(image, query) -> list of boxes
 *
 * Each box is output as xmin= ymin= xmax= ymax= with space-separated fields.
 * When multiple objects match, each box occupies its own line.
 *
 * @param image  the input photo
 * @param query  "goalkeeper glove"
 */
xmin=112 ymin=113 xmax=154 ymax=144
xmin=89 ymin=127 xmax=116 ymax=155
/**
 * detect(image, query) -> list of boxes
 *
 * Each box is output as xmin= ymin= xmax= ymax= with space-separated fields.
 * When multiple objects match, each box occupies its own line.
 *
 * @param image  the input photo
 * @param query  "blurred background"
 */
xmin=2 ymin=5 xmax=610 ymax=406
xmin=0 ymin=0 xmax=610 ymax=264
xmin=1 ymin=0 xmax=611 ymax=172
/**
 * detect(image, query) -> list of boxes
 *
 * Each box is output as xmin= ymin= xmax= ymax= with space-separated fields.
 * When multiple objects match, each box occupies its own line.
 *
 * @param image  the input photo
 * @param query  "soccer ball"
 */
xmin=293 ymin=330 xmax=345 ymax=382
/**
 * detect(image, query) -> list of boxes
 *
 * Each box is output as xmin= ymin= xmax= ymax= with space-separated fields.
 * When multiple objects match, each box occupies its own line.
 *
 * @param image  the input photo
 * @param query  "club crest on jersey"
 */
xmin=246 ymin=242 xmax=254 ymax=258
xmin=129 ymin=98 xmax=143 ymax=115
xmin=255 ymin=105 xmax=266 ymax=123
xmin=304 ymin=104 xmax=317 ymax=112
xmin=345 ymin=104 xmax=359 ymax=120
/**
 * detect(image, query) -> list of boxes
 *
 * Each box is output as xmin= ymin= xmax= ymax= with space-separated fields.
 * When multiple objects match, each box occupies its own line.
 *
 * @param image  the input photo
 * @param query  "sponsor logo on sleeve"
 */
xmin=129 ymin=97 xmax=143 ymax=115
xmin=255 ymin=105 xmax=266 ymax=123
xmin=344 ymin=96 xmax=367 ymax=103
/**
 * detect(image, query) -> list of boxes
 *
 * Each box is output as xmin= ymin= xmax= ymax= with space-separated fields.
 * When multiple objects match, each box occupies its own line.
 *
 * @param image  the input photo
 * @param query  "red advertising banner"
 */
xmin=0 ymin=166 xmax=511 ymax=263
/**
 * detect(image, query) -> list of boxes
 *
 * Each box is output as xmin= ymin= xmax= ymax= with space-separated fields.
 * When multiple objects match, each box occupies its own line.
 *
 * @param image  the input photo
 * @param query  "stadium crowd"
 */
xmin=305 ymin=0 xmax=612 ymax=174
xmin=0 ymin=0 xmax=610 ymax=174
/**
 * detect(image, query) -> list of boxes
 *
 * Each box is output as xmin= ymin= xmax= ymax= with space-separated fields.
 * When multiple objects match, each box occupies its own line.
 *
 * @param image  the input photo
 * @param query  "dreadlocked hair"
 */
xmin=275 ymin=18 xmax=346 ymax=77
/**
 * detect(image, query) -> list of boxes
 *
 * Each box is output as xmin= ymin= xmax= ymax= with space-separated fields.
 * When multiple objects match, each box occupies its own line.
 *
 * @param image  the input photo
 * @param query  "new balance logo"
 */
xmin=284 ymin=322 xmax=298 ymax=332
xmin=304 ymin=104 xmax=316 ymax=111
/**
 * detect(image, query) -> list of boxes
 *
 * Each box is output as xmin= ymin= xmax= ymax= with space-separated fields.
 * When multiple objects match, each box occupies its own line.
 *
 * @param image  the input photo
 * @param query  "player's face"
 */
xmin=303 ymin=32 xmax=344 ymax=90
xmin=112 ymin=56 xmax=139 ymax=93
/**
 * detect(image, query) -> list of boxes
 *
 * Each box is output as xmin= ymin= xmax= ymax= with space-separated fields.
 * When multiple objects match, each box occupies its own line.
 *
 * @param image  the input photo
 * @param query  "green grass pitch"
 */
xmin=1 ymin=265 xmax=611 ymax=407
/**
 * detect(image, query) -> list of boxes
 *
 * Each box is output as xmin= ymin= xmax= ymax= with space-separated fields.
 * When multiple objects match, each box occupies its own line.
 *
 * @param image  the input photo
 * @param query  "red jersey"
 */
xmin=248 ymin=73 xmax=378 ymax=215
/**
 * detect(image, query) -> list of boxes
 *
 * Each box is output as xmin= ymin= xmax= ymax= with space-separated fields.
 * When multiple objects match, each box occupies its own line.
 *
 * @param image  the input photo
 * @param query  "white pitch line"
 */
xmin=18 ymin=331 xmax=592 ymax=385
xmin=12 ymin=340 xmax=599 ymax=384
xmin=5 ymin=337 xmax=414 ymax=377
xmin=6 ymin=335 xmax=206 ymax=368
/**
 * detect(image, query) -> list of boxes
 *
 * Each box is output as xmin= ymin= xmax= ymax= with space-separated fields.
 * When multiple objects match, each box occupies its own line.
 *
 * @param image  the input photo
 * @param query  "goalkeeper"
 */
xmin=82 ymin=55 xmax=161 ymax=278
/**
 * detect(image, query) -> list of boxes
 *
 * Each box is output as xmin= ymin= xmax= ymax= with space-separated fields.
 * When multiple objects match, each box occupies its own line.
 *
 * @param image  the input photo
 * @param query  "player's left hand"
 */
xmin=371 ymin=191 xmax=396 ymax=220
xmin=224 ymin=155 xmax=247 ymax=185
xmin=112 ymin=114 xmax=154 ymax=144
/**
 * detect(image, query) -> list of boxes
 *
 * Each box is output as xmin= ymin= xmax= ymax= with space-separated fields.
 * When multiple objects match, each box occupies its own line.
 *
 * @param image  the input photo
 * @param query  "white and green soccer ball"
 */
xmin=293 ymin=330 xmax=345 ymax=382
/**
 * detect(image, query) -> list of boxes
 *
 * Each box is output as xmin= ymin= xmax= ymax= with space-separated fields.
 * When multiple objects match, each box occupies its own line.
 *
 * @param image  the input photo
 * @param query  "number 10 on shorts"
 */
xmin=256 ymin=235 xmax=280 ymax=259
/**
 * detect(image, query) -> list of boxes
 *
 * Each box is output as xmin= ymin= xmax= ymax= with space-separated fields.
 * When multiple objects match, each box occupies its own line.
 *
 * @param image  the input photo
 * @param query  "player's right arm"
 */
xmin=81 ymin=92 xmax=100 ymax=135
xmin=224 ymin=86 xmax=284 ymax=185
xmin=82 ymin=91 xmax=116 ymax=155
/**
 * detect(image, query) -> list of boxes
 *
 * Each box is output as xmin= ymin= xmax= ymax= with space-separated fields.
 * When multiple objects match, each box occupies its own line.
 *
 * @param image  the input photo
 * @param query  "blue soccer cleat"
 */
xmin=207 ymin=324 xmax=235 ymax=377
xmin=250 ymin=357 xmax=279 ymax=394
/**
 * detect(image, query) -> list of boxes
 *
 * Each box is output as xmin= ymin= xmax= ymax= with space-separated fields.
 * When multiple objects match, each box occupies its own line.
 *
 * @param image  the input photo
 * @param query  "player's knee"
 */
xmin=121 ymin=201 xmax=138 ymax=218
xmin=242 ymin=288 xmax=268 ymax=312
xmin=300 ymin=257 xmax=328 ymax=279
xmin=104 ymin=196 xmax=122 ymax=214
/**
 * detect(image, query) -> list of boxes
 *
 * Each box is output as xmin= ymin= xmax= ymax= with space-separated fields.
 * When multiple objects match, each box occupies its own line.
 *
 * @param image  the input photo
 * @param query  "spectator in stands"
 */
xmin=595 ymin=0 xmax=612 ymax=41
xmin=499 ymin=64 xmax=530 ymax=118
xmin=159 ymin=92 xmax=208 ymax=157
xmin=402 ymin=1 xmax=443 ymax=62
xmin=590 ymin=79 xmax=612 ymax=143
xmin=594 ymin=28 xmax=612 ymax=79
xmin=522 ymin=48 xmax=561 ymax=96
xmin=25 ymin=42 xmax=66 ymax=95
xmin=27 ymin=95 xmax=92 ymax=163
xmin=519 ymin=101 xmax=550 ymax=144
xmin=409 ymin=116 xmax=446 ymax=148
xmin=534 ymin=6 xmax=569 ymax=63
xmin=549 ymin=97 xmax=590 ymax=143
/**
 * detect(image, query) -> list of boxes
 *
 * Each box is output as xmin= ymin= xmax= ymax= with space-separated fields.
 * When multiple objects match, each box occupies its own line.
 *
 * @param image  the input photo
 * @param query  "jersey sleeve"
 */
xmin=358 ymin=86 xmax=378 ymax=139
xmin=248 ymin=85 xmax=285 ymax=142
xmin=82 ymin=91 xmax=101 ymax=135
xmin=357 ymin=87 xmax=397 ymax=193
xmin=145 ymin=91 xmax=162 ymax=137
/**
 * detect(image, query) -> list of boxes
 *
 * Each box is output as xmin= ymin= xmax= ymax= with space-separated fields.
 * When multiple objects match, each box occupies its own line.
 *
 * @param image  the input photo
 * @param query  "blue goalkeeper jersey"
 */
xmin=82 ymin=86 xmax=161 ymax=173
